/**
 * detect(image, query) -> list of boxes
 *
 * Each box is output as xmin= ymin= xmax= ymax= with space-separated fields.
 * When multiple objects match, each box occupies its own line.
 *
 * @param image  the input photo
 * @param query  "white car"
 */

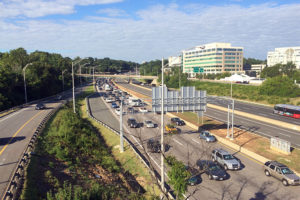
xmin=139 ymin=107 xmax=148 ymax=113
xmin=145 ymin=120 xmax=155 ymax=128
xmin=115 ymin=108 xmax=125 ymax=116
xmin=105 ymin=98 xmax=114 ymax=103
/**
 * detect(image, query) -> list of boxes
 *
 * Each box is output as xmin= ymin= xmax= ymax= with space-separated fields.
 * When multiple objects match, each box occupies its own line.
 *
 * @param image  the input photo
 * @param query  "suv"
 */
xmin=211 ymin=149 xmax=240 ymax=170
xmin=264 ymin=161 xmax=300 ymax=186
xmin=127 ymin=118 xmax=139 ymax=128
xmin=171 ymin=117 xmax=185 ymax=126
xmin=35 ymin=103 xmax=46 ymax=110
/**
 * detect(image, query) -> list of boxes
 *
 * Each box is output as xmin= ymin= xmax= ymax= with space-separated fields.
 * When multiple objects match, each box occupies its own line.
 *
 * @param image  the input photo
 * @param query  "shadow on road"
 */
xmin=0 ymin=136 xmax=26 ymax=146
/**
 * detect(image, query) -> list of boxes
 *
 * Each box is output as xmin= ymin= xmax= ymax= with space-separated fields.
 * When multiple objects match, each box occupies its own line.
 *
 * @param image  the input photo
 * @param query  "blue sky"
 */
xmin=0 ymin=0 xmax=300 ymax=62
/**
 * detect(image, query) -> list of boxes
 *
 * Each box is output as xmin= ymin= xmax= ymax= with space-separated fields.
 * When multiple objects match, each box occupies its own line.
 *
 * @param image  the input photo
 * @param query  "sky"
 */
xmin=0 ymin=0 xmax=300 ymax=63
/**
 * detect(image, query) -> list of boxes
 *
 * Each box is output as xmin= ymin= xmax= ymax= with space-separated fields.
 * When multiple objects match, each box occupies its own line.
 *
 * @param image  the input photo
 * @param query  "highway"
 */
xmin=88 ymin=84 xmax=300 ymax=200
xmin=0 ymin=87 xmax=84 ymax=199
xmin=115 ymin=80 xmax=300 ymax=148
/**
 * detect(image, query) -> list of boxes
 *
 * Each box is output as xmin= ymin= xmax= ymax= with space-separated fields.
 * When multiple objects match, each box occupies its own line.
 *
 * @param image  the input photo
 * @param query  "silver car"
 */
xmin=211 ymin=149 xmax=241 ymax=170
xmin=145 ymin=120 xmax=155 ymax=128
xmin=199 ymin=131 xmax=216 ymax=142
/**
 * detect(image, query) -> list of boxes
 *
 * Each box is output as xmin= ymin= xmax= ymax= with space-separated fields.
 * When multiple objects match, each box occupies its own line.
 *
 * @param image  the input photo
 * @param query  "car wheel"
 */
xmin=264 ymin=170 xmax=270 ymax=176
xmin=208 ymin=174 xmax=213 ymax=180
xmin=224 ymin=165 xmax=228 ymax=170
xmin=282 ymin=179 xmax=288 ymax=186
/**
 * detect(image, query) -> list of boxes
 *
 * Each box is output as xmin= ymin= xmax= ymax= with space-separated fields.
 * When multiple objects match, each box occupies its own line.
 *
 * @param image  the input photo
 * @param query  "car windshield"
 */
xmin=146 ymin=121 xmax=152 ymax=124
xmin=281 ymin=167 xmax=294 ymax=174
xmin=203 ymin=132 xmax=210 ymax=136
xmin=223 ymin=155 xmax=234 ymax=160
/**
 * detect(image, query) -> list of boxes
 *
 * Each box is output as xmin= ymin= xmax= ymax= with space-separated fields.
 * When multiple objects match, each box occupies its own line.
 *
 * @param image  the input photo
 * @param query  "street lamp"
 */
xmin=23 ymin=63 xmax=33 ymax=104
xmin=72 ymin=59 xmax=84 ymax=113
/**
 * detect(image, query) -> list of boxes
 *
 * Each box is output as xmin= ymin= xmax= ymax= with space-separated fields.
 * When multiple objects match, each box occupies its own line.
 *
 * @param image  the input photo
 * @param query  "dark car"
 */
xmin=147 ymin=139 xmax=161 ymax=153
xmin=127 ymin=107 xmax=136 ymax=113
xmin=35 ymin=103 xmax=46 ymax=110
xmin=127 ymin=118 xmax=139 ymax=128
xmin=196 ymin=160 xmax=227 ymax=181
xmin=171 ymin=117 xmax=185 ymax=126
xmin=111 ymin=102 xmax=119 ymax=108
xmin=185 ymin=166 xmax=201 ymax=186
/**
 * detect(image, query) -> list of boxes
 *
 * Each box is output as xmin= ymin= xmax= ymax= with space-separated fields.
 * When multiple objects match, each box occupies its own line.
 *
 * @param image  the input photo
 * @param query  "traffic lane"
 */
xmin=205 ymin=107 xmax=300 ymax=148
xmin=208 ymin=96 xmax=300 ymax=126
xmin=0 ymin=102 xmax=60 ymax=198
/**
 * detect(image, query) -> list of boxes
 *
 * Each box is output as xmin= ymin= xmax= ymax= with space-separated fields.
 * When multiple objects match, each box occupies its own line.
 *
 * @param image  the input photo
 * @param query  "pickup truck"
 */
xmin=211 ymin=149 xmax=240 ymax=170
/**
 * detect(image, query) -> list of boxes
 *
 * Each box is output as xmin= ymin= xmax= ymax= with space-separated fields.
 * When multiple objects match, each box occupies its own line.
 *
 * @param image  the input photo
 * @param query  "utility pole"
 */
xmin=120 ymin=97 xmax=124 ymax=152
xmin=23 ymin=63 xmax=33 ymax=104
xmin=72 ymin=62 xmax=76 ymax=113
xmin=93 ymin=67 xmax=95 ymax=85
xmin=160 ymin=58 xmax=165 ymax=193
xmin=231 ymin=99 xmax=235 ymax=140
xmin=227 ymin=104 xmax=230 ymax=138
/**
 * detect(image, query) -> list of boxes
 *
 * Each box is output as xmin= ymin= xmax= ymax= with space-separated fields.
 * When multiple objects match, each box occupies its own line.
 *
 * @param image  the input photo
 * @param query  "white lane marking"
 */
xmin=149 ymin=155 xmax=160 ymax=168
xmin=192 ymin=138 xmax=201 ymax=144
xmin=173 ymin=138 xmax=183 ymax=146
xmin=0 ymin=107 xmax=31 ymax=123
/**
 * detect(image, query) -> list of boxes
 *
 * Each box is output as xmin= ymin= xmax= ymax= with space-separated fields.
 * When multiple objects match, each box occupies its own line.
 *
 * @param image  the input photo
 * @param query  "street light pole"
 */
xmin=72 ymin=62 xmax=76 ymax=113
xmin=160 ymin=58 xmax=165 ymax=193
xmin=120 ymin=97 xmax=124 ymax=153
xmin=23 ymin=63 xmax=33 ymax=104
xmin=231 ymin=99 xmax=235 ymax=140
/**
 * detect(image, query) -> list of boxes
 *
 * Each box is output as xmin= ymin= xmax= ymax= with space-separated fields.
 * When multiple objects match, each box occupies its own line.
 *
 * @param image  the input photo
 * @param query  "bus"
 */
xmin=273 ymin=104 xmax=300 ymax=119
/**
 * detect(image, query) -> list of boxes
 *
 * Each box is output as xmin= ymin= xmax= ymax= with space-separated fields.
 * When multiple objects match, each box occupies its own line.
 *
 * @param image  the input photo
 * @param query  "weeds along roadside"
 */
xmin=20 ymin=86 xmax=158 ymax=200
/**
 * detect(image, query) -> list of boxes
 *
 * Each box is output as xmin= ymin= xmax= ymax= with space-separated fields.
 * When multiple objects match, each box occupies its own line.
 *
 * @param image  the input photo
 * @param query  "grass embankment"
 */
xmin=173 ymin=112 xmax=300 ymax=174
xmin=188 ymin=81 xmax=300 ymax=105
xmin=20 ymin=86 xmax=159 ymax=200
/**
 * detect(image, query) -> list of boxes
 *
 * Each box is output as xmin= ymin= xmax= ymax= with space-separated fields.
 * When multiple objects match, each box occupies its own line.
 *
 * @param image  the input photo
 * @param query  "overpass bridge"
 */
xmin=77 ymin=73 xmax=158 ymax=80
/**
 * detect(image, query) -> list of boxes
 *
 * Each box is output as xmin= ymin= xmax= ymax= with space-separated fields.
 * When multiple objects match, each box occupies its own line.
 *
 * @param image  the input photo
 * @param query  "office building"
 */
xmin=182 ymin=42 xmax=243 ymax=77
xmin=267 ymin=47 xmax=300 ymax=69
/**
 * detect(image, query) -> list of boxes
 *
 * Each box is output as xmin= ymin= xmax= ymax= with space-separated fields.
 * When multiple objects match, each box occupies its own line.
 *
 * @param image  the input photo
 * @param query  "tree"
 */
xmin=261 ymin=64 xmax=281 ymax=78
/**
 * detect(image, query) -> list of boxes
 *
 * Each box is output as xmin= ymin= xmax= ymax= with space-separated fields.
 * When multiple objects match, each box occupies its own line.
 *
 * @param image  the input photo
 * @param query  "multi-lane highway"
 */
xmin=115 ymin=80 xmax=300 ymax=148
xmin=89 ymin=82 xmax=299 ymax=200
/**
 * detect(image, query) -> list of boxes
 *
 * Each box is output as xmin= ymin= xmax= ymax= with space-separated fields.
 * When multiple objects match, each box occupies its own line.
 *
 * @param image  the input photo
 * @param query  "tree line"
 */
xmin=0 ymin=48 xmax=138 ymax=111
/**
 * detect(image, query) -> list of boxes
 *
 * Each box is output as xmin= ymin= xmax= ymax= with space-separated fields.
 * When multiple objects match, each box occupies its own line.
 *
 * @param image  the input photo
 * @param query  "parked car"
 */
xmin=111 ymin=102 xmax=119 ymax=108
xmin=139 ymin=107 xmax=148 ymax=113
xmin=127 ymin=107 xmax=135 ymax=113
xmin=35 ymin=103 xmax=46 ymax=110
xmin=147 ymin=139 xmax=161 ymax=153
xmin=211 ymin=149 xmax=241 ymax=170
xmin=105 ymin=97 xmax=114 ymax=103
xmin=196 ymin=160 xmax=227 ymax=181
xmin=115 ymin=108 xmax=124 ymax=116
xmin=127 ymin=118 xmax=139 ymax=128
xmin=199 ymin=130 xmax=216 ymax=142
xmin=165 ymin=124 xmax=178 ymax=134
xmin=264 ymin=161 xmax=300 ymax=186
xmin=171 ymin=117 xmax=185 ymax=126
xmin=145 ymin=120 xmax=155 ymax=128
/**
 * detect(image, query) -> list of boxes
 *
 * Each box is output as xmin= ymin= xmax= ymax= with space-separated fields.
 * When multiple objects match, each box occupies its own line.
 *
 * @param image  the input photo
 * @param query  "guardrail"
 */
xmin=85 ymin=93 xmax=175 ymax=199
xmin=1 ymin=101 xmax=66 ymax=200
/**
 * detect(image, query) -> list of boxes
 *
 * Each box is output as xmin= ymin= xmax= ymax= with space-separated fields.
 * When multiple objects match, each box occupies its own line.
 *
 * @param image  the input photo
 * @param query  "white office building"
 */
xmin=182 ymin=42 xmax=243 ymax=77
xmin=267 ymin=47 xmax=300 ymax=69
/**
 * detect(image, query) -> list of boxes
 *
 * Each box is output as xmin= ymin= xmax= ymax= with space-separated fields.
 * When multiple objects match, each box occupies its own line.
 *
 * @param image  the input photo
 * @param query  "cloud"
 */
xmin=0 ymin=0 xmax=123 ymax=18
xmin=97 ymin=8 xmax=127 ymax=17
xmin=0 ymin=3 xmax=300 ymax=62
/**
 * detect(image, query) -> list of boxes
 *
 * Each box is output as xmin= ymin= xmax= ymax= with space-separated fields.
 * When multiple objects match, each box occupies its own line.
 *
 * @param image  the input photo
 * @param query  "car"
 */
xmin=105 ymin=97 xmax=114 ymax=103
xmin=196 ymin=160 xmax=227 ymax=181
xmin=264 ymin=161 xmax=300 ymax=186
xmin=199 ymin=130 xmax=216 ymax=142
xmin=211 ymin=149 xmax=241 ymax=170
xmin=145 ymin=120 xmax=155 ymax=128
xmin=127 ymin=107 xmax=135 ymax=113
xmin=171 ymin=117 xmax=185 ymax=126
xmin=185 ymin=166 xmax=201 ymax=186
xmin=35 ymin=103 xmax=46 ymax=110
xmin=55 ymin=95 xmax=62 ymax=100
xmin=165 ymin=124 xmax=178 ymax=134
xmin=111 ymin=102 xmax=119 ymax=108
xmin=139 ymin=107 xmax=148 ymax=113
xmin=147 ymin=139 xmax=161 ymax=153
xmin=115 ymin=108 xmax=121 ymax=115
xmin=127 ymin=118 xmax=139 ymax=128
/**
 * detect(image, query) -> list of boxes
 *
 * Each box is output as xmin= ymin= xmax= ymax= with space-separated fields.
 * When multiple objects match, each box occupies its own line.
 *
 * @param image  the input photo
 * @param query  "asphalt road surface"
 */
xmin=0 ymin=86 xmax=84 ymax=199
xmin=115 ymin=80 xmax=300 ymax=149
xmin=89 ymin=87 xmax=300 ymax=200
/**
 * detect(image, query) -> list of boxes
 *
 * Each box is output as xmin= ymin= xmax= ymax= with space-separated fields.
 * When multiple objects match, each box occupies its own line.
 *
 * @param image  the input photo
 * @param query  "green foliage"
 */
xmin=165 ymin=156 xmax=190 ymax=199
xmin=259 ymin=76 xmax=300 ymax=97
xmin=139 ymin=59 xmax=164 ymax=76
xmin=243 ymin=57 xmax=266 ymax=70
